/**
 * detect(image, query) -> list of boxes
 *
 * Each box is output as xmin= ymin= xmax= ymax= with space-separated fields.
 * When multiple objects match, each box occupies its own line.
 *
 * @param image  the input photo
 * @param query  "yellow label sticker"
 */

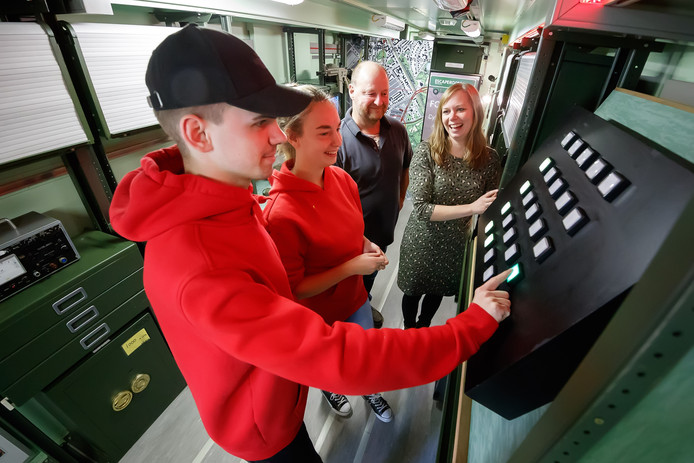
xmin=122 ymin=328 xmax=150 ymax=356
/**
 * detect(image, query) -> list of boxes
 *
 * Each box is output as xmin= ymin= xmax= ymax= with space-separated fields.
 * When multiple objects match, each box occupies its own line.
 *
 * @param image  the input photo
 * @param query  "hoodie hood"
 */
xmin=269 ymin=160 xmax=330 ymax=195
xmin=110 ymin=145 xmax=257 ymax=242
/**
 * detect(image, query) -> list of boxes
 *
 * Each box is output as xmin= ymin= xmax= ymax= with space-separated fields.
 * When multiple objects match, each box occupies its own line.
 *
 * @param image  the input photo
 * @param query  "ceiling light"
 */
xmin=461 ymin=19 xmax=481 ymax=38
xmin=371 ymin=14 xmax=406 ymax=31
xmin=417 ymin=31 xmax=435 ymax=41
xmin=270 ymin=0 xmax=304 ymax=5
xmin=439 ymin=18 xmax=457 ymax=26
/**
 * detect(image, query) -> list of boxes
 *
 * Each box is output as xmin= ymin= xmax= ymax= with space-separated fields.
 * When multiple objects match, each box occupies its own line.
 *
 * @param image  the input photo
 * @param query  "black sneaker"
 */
xmin=363 ymin=394 xmax=393 ymax=422
xmin=321 ymin=390 xmax=352 ymax=417
xmin=372 ymin=308 xmax=384 ymax=328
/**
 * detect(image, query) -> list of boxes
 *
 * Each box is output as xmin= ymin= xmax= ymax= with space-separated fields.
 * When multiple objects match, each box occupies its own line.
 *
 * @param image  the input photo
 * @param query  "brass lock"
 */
xmin=131 ymin=373 xmax=151 ymax=393
xmin=112 ymin=391 xmax=133 ymax=411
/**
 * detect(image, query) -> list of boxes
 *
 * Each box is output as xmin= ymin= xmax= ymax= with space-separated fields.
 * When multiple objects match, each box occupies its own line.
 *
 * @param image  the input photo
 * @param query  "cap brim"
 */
xmin=230 ymin=84 xmax=312 ymax=118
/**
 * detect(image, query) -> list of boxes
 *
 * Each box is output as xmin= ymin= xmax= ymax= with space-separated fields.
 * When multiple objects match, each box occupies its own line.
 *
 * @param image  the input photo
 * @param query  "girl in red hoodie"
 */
xmin=264 ymin=86 xmax=395 ymax=422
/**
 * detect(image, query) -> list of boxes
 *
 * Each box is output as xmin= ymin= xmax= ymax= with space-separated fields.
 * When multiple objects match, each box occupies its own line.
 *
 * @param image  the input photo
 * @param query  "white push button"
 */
xmin=533 ymin=237 xmax=554 ymax=263
xmin=502 ymin=213 xmax=515 ymax=229
xmin=539 ymin=157 xmax=554 ymax=173
xmin=525 ymin=202 xmax=542 ymax=222
xmin=567 ymin=139 xmax=585 ymax=158
xmin=504 ymin=243 xmax=520 ymax=263
xmin=484 ymin=248 xmax=495 ymax=264
xmin=519 ymin=180 xmax=532 ymax=195
xmin=543 ymin=166 xmax=560 ymax=184
xmin=528 ymin=218 xmax=547 ymax=241
xmin=555 ymin=190 xmax=577 ymax=215
xmin=521 ymin=190 xmax=538 ymax=208
xmin=484 ymin=220 xmax=494 ymax=234
xmin=586 ymin=158 xmax=611 ymax=184
xmin=563 ymin=207 xmax=589 ymax=236
xmin=484 ymin=234 xmax=495 ymax=248
xmin=483 ymin=265 xmax=496 ymax=282
xmin=501 ymin=201 xmax=512 ymax=215
xmin=576 ymin=147 xmax=597 ymax=170
xmin=548 ymin=177 xmax=568 ymax=198
xmin=503 ymin=227 xmax=517 ymax=245
xmin=598 ymin=171 xmax=629 ymax=202
xmin=561 ymin=131 xmax=577 ymax=148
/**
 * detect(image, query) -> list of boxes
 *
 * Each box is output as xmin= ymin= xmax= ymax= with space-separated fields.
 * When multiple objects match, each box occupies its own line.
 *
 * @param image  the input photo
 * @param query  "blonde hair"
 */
xmin=428 ymin=83 xmax=488 ymax=169
xmin=154 ymin=103 xmax=227 ymax=158
xmin=276 ymin=85 xmax=331 ymax=161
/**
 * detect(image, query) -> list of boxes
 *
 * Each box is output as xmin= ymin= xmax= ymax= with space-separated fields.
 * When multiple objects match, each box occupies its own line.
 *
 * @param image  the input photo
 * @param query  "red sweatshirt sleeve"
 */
xmin=179 ymin=269 xmax=498 ymax=394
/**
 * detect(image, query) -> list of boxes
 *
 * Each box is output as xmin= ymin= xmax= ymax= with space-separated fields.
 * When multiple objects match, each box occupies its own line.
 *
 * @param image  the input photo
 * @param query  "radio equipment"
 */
xmin=0 ymin=212 xmax=80 ymax=302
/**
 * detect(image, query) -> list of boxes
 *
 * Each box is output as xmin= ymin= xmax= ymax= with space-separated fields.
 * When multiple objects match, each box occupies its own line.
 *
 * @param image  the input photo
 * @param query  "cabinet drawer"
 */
xmin=0 ymin=232 xmax=143 ymax=361
xmin=2 ymin=289 xmax=151 ymax=405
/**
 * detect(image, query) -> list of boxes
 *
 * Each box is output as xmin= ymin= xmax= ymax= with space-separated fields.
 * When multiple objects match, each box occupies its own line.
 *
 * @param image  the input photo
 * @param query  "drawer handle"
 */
xmin=66 ymin=305 xmax=99 ymax=333
xmin=79 ymin=323 xmax=110 ymax=351
xmin=53 ymin=287 xmax=87 ymax=315
xmin=131 ymin=374 xmax=151 ymax=393
xmin=112 ymin=391 xmax=133 ymax=411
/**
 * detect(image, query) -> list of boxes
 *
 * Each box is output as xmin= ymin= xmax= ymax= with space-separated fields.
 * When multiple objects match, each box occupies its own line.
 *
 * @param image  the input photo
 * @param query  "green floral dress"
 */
xmin=397 ymin=142 xmax=501 ymax=296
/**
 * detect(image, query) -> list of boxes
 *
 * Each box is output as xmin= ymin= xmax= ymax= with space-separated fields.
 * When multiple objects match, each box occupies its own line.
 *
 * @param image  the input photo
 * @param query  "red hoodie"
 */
xmin=264 ymin=162 xmax=367 ymax=324
xmin=109 ymin=146 xmax=499 ymax=461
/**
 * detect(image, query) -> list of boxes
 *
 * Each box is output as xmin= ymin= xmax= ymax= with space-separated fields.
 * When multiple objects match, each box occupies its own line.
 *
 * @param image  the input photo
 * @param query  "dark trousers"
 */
xmin=402 ymin=293 xmax=444 ymax=328
xmin=248 ymin=423 xmax=322 ymax=463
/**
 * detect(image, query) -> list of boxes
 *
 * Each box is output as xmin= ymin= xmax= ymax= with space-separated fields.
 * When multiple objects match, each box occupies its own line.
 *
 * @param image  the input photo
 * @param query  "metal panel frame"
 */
xmin=508 ymin=196 xmax=694 ymax=463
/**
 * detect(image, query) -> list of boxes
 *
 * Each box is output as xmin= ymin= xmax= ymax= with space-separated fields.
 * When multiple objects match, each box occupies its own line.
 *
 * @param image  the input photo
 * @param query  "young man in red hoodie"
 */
xmin=109 ymin=24 xmax=511 ymax=463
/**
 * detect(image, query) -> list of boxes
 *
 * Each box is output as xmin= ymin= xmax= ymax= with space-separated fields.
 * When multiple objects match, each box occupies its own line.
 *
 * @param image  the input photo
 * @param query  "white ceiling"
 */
xmin=323 ymin=0 xmax=536 ymax=39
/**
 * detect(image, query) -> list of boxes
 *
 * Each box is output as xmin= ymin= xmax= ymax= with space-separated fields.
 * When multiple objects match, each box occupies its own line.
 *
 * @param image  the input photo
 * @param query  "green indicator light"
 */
xmin=520 ymin=180 xmax=531 ymax=195
xmin=484 ymin=221 xmax=494 ymax=233
xmin=539 ymin=158 xmax=552 ymax=173
xmin=507 ymin=263 xmax=522 ymax=282
xmin=501 ymin=202 xmax=511 ymax=215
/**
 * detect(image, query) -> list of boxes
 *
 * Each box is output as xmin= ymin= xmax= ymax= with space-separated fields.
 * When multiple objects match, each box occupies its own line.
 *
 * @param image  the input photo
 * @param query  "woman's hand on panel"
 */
xmin=470 ymin=189 xmax=498 ymax=215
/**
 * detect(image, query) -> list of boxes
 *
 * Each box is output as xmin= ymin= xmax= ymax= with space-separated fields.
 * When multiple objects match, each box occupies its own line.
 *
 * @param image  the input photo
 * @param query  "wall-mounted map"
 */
xmin=368 ymin=38 xmax=433 ymax=147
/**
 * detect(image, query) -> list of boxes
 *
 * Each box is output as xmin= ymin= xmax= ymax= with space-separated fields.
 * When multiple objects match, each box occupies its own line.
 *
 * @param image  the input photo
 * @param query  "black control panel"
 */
xmin=0 ymin=212 xmax=80 ymax=302
xmin=465 ymin=107 xmax=694 ymax=419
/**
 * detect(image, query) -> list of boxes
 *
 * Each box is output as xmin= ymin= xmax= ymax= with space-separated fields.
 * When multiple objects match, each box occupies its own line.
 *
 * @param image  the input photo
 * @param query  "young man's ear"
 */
xmin=179 ymin=115 xmax=213 ymax=152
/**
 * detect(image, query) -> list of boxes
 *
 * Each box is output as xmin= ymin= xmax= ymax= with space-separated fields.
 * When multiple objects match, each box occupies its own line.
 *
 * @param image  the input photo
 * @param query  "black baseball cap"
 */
xmin=145 ymin=24 xmax=310 ymax=117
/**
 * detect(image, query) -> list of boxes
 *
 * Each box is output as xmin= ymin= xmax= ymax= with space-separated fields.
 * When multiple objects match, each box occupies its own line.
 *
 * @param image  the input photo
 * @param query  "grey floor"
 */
xmin=120 ymin=197 xmax=460 ymax=463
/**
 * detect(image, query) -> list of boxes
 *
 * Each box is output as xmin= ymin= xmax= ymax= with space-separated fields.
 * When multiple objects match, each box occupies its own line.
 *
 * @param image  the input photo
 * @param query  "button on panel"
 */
xmin=539 ymin=157 xmax=555 ymax=173
xmin=484 ymin=248 xmax=496 ymax=264
xmin=532 ymin=237 xmax=554 ymax=263
xmin=563 ymin=207 xmax=589 ymax=236
xmin=504 ymin=244 xmax=520 ymax=263
xmin=555 ymin=190 xmax=577 ymax=215
xmin=560 ymin=131 xmax=577 ymax=148
xmin=586 ymin=158 xmax=612 ymax=184
xmin=543 ymin=166 xmax=560 ymax=184
xmin=483 ymin=265 xmax=496 ymax=282
xmin=520 ymin=180 xmax=533 ymax=195
xmin=502 ymin=213 xmax=516 ymax=230
xmin=528 ymin=218 xmax=547 ymax=241
xmin=548 ymin=177 xmax=568 ymax=199
xmin=576 ymin=147 xmax=597 ymax=170
xmin=525 ymin=203 xmax=542 ymax=222
xmin=503 ymin=227 xmax=517 ymax=245
xmin=521 ymin=191 xmax=538 ymax=208
xmin=598 ymin=171 xmax=630 ymax=202
xmin=566 ymin=139 xmax=586 ymax=158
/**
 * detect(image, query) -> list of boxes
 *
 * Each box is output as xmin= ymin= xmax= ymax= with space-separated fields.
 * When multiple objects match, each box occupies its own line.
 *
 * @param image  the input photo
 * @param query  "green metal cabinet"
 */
xmin=0 ymin=231 xmax=185 ymax=462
